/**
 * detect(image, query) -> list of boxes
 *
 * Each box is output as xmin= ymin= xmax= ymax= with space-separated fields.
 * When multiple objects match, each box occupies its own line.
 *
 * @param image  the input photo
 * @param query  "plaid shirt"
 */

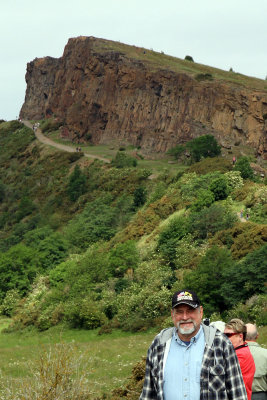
xmin=140 ymin=324 xmax=247 ymax=400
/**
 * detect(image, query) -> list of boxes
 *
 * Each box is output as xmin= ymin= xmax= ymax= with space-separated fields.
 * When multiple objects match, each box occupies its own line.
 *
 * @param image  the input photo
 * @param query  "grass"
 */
xmin=0 ymin=319 xmax=157 ymax=398
xmin=90 ymin=37 xmax=267 ymax=91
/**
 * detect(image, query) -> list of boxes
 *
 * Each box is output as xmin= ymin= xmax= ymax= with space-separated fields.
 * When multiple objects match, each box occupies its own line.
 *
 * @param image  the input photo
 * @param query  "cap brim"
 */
xmin=172 ymin=301 xmax=199 ymax=309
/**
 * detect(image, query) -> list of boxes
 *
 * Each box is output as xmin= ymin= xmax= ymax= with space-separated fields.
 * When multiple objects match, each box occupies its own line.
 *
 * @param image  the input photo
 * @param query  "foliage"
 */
xmin=65 ymin=297 xmax=107 ymax=329
xmin=40 ymin=118 xmax=62 ymax=133
xmin=225 ymin=294 xmax=267 ymax=326
xmin=220 ymin=244 xmax=267 ymax=308
xmin=195 ymin=73 xmax=213 ymax=81
xmin=184 ymin=55 xmax=194 ymax=62
xmin=188 ymin=157 xmax=232 ymax=174
xmin=183 ymin=246 xmax=236 ymax=315
xmin=185 ymin=135 xmax=221 ymax=162
xmin=0 ymin=342 xmax=91 ymax=400
xmin=167 ymin=145 xmax=185 ymax=160
xmin=108 ymin=240 xmax=139 ymax=277
xmin=67 ymin=164 xmax=87 ymax=201
xmin=212 ymin=222 xmax=267 ymax=259
xmin=112 ymin=151 xmax=137 ymax=168
xmin=224 ymin=170 xmax=244 ymax=191
xmin=133 ymin=186 xmax=147 ymax=208
xmin=188 ymin=203 xmax=238 ymax=240
xmin=209 ymin=175 xmax=230 ymax=200
xmin=65 ymin=195 xmax=119 ymax=251
xmin=0 ymin=244 xmax=40 ymax=299
xmin=234 ymin=156 xmax=254 ymax=180
xmin=191 ymin=189 xmax=215 ymax=211
xmin=157 ymin=215 xmax=190 ymax=265
xmin=0 ymin=289 xmax=20 ymax=316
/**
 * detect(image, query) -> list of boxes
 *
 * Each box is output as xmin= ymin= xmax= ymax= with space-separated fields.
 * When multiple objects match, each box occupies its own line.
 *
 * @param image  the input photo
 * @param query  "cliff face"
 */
xmin=20 ymin=36 xmax=267 ymax=158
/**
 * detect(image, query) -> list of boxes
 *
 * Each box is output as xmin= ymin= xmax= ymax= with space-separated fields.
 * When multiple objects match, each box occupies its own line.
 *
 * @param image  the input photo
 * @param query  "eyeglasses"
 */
xmin=224 ymin=332 xmax=239 ymax=338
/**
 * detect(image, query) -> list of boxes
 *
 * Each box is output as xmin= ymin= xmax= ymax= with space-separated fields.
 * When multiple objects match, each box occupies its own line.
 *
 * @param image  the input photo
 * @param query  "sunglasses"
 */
xmin=224 ymin=332 xmax=239 ymax=338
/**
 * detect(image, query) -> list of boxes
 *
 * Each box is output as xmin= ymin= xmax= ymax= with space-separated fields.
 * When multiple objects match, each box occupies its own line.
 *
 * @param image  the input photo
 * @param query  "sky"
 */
xmin=1 ymin=0 xmax=266 ymax=121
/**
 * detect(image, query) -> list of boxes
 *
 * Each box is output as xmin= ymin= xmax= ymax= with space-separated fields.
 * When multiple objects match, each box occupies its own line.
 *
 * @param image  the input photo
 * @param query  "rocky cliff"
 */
xmin=20 ymin=36 xmax=267 ymax=158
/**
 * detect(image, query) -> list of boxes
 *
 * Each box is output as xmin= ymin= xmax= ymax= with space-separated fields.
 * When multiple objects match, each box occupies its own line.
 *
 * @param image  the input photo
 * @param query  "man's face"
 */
xmin=171 ymin=304 xmax=203 ymax=340
xmin=224 ymin=328 xmax=243 ymax=348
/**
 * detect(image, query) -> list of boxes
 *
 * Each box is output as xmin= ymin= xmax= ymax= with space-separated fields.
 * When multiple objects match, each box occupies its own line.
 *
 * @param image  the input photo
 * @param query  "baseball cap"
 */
xmin=172 ymin=290 xmax=200 ymax=309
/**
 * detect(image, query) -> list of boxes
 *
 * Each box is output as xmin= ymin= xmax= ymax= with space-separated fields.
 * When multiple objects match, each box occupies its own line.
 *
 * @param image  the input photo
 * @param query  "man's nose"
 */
xmin=181 ymin=311 xmax=191 ymax=319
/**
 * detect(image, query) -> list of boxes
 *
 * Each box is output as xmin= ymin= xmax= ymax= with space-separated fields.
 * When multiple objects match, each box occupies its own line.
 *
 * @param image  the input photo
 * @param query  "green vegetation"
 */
xmin=0 ymin=119 xmax=266 ymax=398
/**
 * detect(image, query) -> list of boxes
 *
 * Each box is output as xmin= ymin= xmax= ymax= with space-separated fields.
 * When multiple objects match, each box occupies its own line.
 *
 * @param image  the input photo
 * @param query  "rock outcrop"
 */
xmin=20 ymin=36 xmax=267 ymax=158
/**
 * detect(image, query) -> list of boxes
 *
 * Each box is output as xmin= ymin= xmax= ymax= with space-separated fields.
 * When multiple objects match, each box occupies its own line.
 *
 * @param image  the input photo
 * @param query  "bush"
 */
xmin=184 ymin=55 xmax=194 ymax=62
xmin=157 ymin=215 xmax=190 ymax=264
xmin=234 ymin=157 xmax=254 ymax=180
xmin=0 ymin=289 xmax=20 ymax=316
xmin=209 ymin=176 xmax=230 ymax=200
xmin=189 ymin=203 xmax=237 ymax=240
xmin=0 ymin=342 xmax=92 ymax=399
xmin=133 ymin=186 xmax=147 ymax=208
xmin=67 ymin=164 xmax=87 ymax=201
xmin=224 ymin=170 xmax=244 ymax=191
xmin=167 ymin=145 xmax=185 ymax=160
xmin=65 ymin=298 xmax=107 ymax=329
xmin=191 ymin=189 xmax=215 ymax=211
xmin=112 ymin=152 xmax=137 ymax=168
xmin=225 ymin=294 xmax=267 ymax=326
xmin=195 ymin=73 xmax=213 ymax=81
xmin=186 ymin=135 xmax=221 ymax=163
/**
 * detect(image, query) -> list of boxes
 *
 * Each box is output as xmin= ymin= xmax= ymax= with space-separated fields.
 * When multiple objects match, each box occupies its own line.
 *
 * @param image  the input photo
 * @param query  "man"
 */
xmin=246 ymin=323 xmax=267 ymax=400
xmin=140 ymin=289 xmax=247 ymax=400
xmin=224 ymin=319 xmax=255 ymax=400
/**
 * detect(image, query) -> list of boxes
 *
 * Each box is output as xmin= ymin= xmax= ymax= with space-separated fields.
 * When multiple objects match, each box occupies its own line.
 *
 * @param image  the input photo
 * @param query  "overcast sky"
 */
xmin=1 ymin=0 xmax=266 ymax=121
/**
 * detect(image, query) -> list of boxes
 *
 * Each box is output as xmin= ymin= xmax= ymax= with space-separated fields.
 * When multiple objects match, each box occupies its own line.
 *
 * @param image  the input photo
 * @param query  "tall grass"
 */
xmin=0 ymin=343 xmax=91 ymax=399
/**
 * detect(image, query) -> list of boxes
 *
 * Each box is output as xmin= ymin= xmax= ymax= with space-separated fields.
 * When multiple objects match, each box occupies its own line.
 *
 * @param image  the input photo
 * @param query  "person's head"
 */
xmin=246 ymin=323 xmax=258 ymax=341
xmin=224 ymin=318 xmax=247 ymax=348
xmin=171 ymin=289 xmax=203 ymax=340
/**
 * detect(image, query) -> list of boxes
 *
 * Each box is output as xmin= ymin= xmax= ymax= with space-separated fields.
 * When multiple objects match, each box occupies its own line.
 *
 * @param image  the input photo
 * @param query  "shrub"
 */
xmin=0 ymin=342 xmax=92 ymax=399
xmin=157 ymin=215 xmax=190 ymax=264
xmin=133 ymin=186 xmax=147 ymax=208
xmin=211 ymin=222 xmax=267 ymax=259
xmin=65 ymin=298 xmax=107 ymax=329
xmin=186 ymin=135 xmax=221 ymax=163
xmin=189 ymin=203 xmax=238 ymax=240
xmin=224 ymin=170 xmax=244 ymax=191
xmin=167 ymin=145 xmax=185 ymax=160
xmin=195 ymin=73 xmax=213 ymax=81
xmin=183 ymin=246 xmax=236 ymax=314
xmin=209 ymin=175 xmax=230 ymax=200
xmin=225 ymin=294 xmax=267 ymax=326
xmin=112 ymin=152 xmax=137 ymax=168
xmin=0 ymin=289 xmax=20 ymax=316
xmin=108 ymin=240 xmax=139 ymax=277
xmin=191 ymin=189 xmax=215 ymax=211
xmin=185 ymin=55 xmax=194 ymax=62
xmin=67 ymin=164 xmax=87 ymax=201
xmin=234 ymin=156 xmax=254 ymax=180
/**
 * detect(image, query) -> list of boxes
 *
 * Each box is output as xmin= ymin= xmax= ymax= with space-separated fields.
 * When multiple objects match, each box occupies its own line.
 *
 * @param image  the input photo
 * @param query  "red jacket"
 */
xmin=235 ymin=343 xmax=256 ymax=400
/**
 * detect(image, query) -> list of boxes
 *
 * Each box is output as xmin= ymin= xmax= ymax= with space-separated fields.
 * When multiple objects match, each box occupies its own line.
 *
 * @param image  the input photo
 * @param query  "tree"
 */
xmin=186 ymin=135 xmax=221 ymax=162
xmin=183 ymin=246 xmax=236 ymax=315
xmin=234 ymin=157 xmax=254 ymax=180
xmin=167 ymin=145 xmax=185 ymax=160
xmin=133 ymin=187 xmax=147 ymax=208
xmin=209 ymin=176 xmax=230 ymax=200
xmin=67 ymin=165 xmax=86 ymax=201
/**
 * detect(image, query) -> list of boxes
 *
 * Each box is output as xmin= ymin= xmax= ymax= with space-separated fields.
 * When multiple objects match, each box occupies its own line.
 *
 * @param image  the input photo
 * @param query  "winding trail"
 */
xmin=22 ymin=120 xmax=111 ymax=163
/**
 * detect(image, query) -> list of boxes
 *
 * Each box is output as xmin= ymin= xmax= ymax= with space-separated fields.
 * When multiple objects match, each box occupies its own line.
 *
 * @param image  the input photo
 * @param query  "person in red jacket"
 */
xmin=225 ymin=318 xmax=256 ymax=400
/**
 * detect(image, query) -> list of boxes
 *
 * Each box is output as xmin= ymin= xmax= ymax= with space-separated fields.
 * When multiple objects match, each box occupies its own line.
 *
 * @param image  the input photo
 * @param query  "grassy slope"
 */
xmin=91 ymin=37 xmax=267 ymax=92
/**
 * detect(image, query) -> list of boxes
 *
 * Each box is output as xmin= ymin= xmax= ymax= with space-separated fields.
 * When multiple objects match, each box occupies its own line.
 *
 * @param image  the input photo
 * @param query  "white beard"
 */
xmin=177 ymin=320 xmax=197 ymax=336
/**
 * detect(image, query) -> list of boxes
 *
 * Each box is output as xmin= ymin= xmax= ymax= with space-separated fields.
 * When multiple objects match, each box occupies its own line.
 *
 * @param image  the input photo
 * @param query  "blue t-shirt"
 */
xmin=163 ymin=326 xmax=205 ymax=400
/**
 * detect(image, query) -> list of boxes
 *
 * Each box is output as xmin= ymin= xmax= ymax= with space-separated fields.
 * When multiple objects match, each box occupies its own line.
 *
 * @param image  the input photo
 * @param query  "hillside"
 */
xmin=20 ymin=36 xmax=267 ymax=159
xmin=0 ymin=120 xmax=266 ymax=337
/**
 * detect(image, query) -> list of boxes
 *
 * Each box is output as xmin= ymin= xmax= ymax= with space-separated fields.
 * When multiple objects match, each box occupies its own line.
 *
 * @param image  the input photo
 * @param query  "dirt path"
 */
xmin=22 ymin=120 xmax=110 ymax=163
